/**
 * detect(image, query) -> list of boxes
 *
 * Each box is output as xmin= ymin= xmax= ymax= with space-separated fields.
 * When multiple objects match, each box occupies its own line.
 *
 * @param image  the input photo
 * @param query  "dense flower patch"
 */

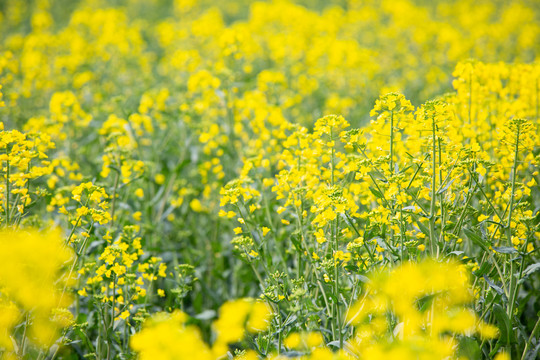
xmin=0 ymin=1 xmax=538 ymax=359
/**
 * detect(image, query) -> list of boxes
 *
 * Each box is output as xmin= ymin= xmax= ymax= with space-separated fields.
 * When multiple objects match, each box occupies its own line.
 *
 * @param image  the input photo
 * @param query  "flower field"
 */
xmin=0 ymin=0 xmax=539 ymax=359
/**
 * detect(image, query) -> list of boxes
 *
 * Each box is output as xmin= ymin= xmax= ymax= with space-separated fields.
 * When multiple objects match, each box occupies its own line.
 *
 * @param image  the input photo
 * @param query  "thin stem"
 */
xmin=345 ymin=214 xmax=375 ymax=263
xmin=19 ymin=312 xmax=29 ymax=357
xmin=505 ymin=124 xmax=520 ymax=357
xmin=468 ymin=71 xmax=473 ymax=125
xmin=521 ymin=316 xmax=540 ymax=360
xmin=5 ymin=159 xmax=9 ymax=226
xmin=429 ymin=114 xmax=438 ymax=256
xmin=506 ymin=126 xmax=520 ymax=248
xmin=334 ymin=217 xmax=343 ymax=348
xmin=109 ymin=169 xmax=120 ymax=230
xmin=389 ymin=110 xmax=394 ymax=174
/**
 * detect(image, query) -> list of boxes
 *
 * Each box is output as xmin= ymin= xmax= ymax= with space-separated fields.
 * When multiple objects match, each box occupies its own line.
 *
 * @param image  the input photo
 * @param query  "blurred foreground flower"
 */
xmin=131 ymin=260 xmax=501 ymax=360
xmin=0 ymin=228 xmax=74 ymax=356
xmin=346 ymin=260 xmax=499 ymax=359
xmin=131 ymin=298 xmax=273 ymax=360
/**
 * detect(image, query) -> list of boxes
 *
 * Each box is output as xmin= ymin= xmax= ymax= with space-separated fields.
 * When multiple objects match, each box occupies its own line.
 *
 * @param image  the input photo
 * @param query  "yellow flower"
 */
xmin=133 ymin=211 xmax=142 ymax=221
xmin=346 ymin=260 xmax=497 ymax=357
xmin=190 ymin=198 xmax=204 ymax=212
xmin=120 ymin=310 xmax=130 ymax=320
xmin=0 ymin=228 xmax=74 ymax=348
xmin=494 ymin=351 xmax=510 ymax=360
xmin=284 ymin=333 xmax=301 ymax=349
xmin=476 ymin=164 xmax=487 ymax=177
xmin=135 ymin=188 xmax=144 ymax=198
xmin=131 ymin=311 xmax=212 ymax=360
xmin=155 ymin=174 xmax=166 ymax=185
xmin=478 ymin=214 xmax=489 ymax=222
xmin=314 ymin=228 xmax=326 ymax=244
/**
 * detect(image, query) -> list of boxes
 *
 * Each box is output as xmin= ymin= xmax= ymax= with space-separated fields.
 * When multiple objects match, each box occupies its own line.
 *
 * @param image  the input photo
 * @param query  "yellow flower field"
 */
xmin=0 ymin=0 xmax=538 ymax=359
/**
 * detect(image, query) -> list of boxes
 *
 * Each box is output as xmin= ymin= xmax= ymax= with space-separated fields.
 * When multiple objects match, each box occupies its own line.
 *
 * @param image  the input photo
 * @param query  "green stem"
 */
xmin=389 ymin=110 xmax=394 ymax=174
xmin=5 ymin=159 xmax=9 ymax=226
xmin=19 ymin=312 xmax=29 ymax=357
xmin=109 ymin=169 xmax=120 ymax=230
xmin=521 ymin=315 xmax=540 ymax=360
xmin=334 ymin=217 xmax=343 ymax=348
xmin=468 ymin=71 xmax=473 ymax=125
xmin=505 ymin=124 xmax=520 ymax=356
xmin=345 ymin=214 xmax=375 ymax=263
xmin=429 ymin=114 xmax=438 ymax=256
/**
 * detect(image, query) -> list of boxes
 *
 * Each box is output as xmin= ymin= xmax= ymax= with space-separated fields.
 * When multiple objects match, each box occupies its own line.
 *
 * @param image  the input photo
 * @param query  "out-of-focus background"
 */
xmin=1 ymin=0 xmax=538 ymax=127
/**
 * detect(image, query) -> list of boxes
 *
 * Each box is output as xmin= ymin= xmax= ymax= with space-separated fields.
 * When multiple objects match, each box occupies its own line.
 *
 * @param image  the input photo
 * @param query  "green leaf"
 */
xmin=290 ymin=234 xmax=303 ymax=252
xmin=369 ymin=186 xmax=383 ymax=199
xmin=473 ymin=261 xmax=492 ymax=277
xmin=415 ymin=218 xmax=430 ymax=239
xmin=492 ymin=246 xmax=517 ymax=254
xmin=458 ymin=336 xmax=481 ymax=359
xmin=483 ymin=275 xmax=504 ymax=297
xmin=523 ymin=263 xmax=540 ymax=277
xmin=492 ymin=304 xmax=514 ymax=345
xmin=194 ymin=309 xmax=216 ymax=320
xmin=463 ymin=229 xmax=489 ymax=251
xmin=518 ymin=263 xmax=540 ymax=284
xmin=437 ymin=178 xmax=455 ymax=195
xmin=283 ymin=314 xmax=298 ymax=327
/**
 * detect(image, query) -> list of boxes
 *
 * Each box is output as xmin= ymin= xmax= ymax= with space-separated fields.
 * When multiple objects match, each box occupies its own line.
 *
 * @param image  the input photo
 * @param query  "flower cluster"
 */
xmin=0 ymin=1 xmax=538 ymax=359
xmin=0 ymin=228 xmax=73 ymax=355
xmin=131 ymin=298 xmax=273 ymax=360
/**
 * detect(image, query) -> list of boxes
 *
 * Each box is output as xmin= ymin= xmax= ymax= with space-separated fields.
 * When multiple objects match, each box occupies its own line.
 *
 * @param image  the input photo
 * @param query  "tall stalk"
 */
xmin=5 ymin=158 xmax=9 ymax=226
xmin=505 ymin=123 xmax=520 ymax=357
xmin=330 ymin=126 xmax=342 ymax=347
xmin=429 ymin=112 xmax=438 ymax=256
xmin=389 ymin=110 xmax=394 ymax=175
